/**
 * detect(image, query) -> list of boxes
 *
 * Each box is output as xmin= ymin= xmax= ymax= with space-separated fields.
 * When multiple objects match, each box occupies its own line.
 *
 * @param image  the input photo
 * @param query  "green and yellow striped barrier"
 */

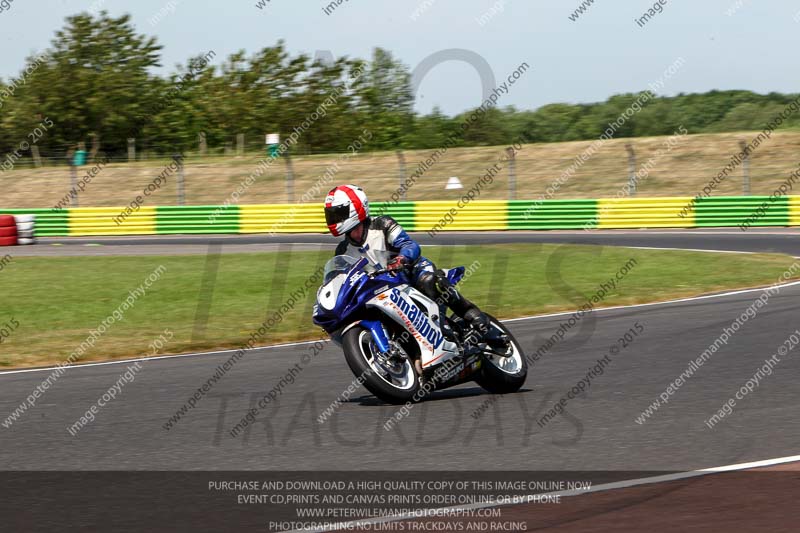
xmin=3 ymin=196 xmax=799 ymax=237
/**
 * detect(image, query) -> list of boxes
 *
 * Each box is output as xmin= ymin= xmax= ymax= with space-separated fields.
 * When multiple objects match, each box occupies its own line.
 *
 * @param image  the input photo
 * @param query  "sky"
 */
xmin=1 ymin=0 xmax=799 ymax=115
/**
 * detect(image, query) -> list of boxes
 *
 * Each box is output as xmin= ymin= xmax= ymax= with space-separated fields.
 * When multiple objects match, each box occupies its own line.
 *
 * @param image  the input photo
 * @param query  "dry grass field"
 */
xmin=3 ymin=130 xmax=800 ymax=209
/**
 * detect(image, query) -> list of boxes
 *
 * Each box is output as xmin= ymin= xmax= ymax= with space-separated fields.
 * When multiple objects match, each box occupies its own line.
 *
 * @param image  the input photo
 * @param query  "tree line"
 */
xmin=1 ymin=11 xmax=799 ymax=165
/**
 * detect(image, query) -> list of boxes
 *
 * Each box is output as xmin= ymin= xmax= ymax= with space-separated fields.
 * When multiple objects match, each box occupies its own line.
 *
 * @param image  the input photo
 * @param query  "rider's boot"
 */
xmin=445 ymin=284 xmax=508 ymax=349
xmin=463 ymin=307 xmax=489 ymax=340
xmin=420 ymin=270 xmax=502 ymax=347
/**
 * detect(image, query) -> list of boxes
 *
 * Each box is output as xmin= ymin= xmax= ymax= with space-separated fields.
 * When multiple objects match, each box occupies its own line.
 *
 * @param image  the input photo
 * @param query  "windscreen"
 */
xmin=321 ymin=252 xmax=397 ymax=285
xmin=322 ymin=255 xmax=359 ymax=284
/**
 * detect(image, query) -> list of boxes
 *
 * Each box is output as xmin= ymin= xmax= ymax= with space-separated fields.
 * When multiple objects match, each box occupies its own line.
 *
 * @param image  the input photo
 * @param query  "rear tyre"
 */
xmin=342 ymin=325 xmax=421 ymax=405
xmin=475 ymin=314 xmax=527 ymax=394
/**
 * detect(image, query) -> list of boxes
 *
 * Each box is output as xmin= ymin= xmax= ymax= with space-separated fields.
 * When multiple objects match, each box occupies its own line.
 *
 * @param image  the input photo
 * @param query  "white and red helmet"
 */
xmin=324 ymin=184 xmax=370 ymax=237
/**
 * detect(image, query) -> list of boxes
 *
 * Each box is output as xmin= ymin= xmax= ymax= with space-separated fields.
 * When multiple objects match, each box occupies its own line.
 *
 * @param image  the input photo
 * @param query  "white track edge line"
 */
xmin=503 ymin=280 xmax=800 ymax=322
xmin=625 ymin=246 xmax=756 ymax=255
xmin=0 ymin=339 xmax=326 ymax=376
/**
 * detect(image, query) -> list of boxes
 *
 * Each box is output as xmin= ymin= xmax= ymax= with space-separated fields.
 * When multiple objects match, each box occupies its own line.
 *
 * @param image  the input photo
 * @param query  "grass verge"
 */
xmin=0 ymin=244 xmax=797 ymax=368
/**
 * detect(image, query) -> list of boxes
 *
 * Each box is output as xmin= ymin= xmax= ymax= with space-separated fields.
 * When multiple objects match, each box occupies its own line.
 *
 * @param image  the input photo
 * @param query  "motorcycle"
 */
xmin=312 ymin=251 xmax=527 ymax=404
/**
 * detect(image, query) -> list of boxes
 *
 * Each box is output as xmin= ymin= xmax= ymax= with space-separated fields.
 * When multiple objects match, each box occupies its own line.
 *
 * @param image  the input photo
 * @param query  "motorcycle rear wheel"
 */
xmin=475 ymin=314 xmax=527 ymax=394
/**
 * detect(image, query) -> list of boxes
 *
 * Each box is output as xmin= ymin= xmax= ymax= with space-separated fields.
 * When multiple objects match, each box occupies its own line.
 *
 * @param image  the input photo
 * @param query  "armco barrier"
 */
xmin=0 ymin=208 xmax=68 ymax=237
xmin=2 ymin=196 xmax=800 ymax=236
xmin=509 ymin=199 xmax=598 ymax=230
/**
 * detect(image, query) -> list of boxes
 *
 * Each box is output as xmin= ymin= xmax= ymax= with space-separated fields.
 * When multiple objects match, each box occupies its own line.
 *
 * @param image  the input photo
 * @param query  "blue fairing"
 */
xmin=312 ymin=258 xmax=409 ymax=333
xmin=446 ymin=266 xmax=466 ymax=285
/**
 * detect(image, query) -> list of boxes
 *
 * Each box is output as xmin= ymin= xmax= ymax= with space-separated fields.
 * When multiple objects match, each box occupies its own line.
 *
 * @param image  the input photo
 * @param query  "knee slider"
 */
xmin=433 ymin=269 xmax=451 ymax=294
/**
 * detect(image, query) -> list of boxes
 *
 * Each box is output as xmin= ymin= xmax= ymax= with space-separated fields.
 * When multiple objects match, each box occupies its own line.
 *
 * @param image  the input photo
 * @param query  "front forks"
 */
xmin=360 ymin=319 xmax=391 ymax=353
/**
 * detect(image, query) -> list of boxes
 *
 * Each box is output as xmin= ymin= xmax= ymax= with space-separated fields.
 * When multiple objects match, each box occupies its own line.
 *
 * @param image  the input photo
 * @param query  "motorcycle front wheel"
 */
xmin=342 ymin=325 xmax=422 ymax=405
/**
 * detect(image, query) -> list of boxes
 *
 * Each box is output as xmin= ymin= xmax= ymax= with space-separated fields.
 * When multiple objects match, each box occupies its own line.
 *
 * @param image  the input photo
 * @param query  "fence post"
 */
xmin=285 ymin=153 xmax=295 ymax=202
xmin=69 ymin=165 xmax=78 ymax=207
xmin=30 ymin=145 xmax=42 ymax=168
xmin=127 ymin=138 xmax=136 ymax=162
xmin=625 ymin=143 xmax=637 ymax=197
xmin=175 ymin=152 xmax=186 ymax=206
xmin=237 ymin=133 xmax=245 ymax=157
xmin=739 ymin=140 xmax=751 ymax=195
xmin=396 ymin=150 xmax=407 ymax=200
xmin=89 ymin=136 xmax=100 ymax=161
xmin=506 ymin=146 xmax=517 ymax=200
xmin=198 ymin=132 xmax=207 ymax=156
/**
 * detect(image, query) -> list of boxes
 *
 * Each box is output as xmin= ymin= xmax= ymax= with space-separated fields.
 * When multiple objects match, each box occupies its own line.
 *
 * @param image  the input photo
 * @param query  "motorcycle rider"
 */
xmin=324 ymin=184 xmax=494 ymax=343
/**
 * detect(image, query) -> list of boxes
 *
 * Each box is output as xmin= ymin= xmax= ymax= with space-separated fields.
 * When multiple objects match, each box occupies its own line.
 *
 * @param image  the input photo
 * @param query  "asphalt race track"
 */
xmin=1 ymin=229 xmax=799 ymax=473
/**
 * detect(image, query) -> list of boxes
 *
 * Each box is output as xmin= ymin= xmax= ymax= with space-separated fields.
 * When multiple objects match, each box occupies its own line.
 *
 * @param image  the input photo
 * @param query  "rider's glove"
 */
xmin=386 ymin=256 xmax=409 ymax=272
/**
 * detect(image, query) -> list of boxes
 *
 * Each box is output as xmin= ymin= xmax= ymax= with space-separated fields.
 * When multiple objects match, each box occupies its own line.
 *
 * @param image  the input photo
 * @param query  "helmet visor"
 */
xmin=325 ymin=204 xmax=351 ymax=227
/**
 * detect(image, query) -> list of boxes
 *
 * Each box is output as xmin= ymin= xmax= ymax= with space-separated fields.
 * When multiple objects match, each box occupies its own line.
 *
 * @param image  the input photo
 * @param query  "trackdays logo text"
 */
xmin=388 ymin=289 xmax=444 ymax=349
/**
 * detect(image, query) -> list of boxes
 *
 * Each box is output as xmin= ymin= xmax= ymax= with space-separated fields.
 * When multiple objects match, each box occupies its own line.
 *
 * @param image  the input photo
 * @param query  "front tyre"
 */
xmin=475 ymin=314 xmax=527 ymax=394
xmin=342 ymin=325 xmax=421 ymax=405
